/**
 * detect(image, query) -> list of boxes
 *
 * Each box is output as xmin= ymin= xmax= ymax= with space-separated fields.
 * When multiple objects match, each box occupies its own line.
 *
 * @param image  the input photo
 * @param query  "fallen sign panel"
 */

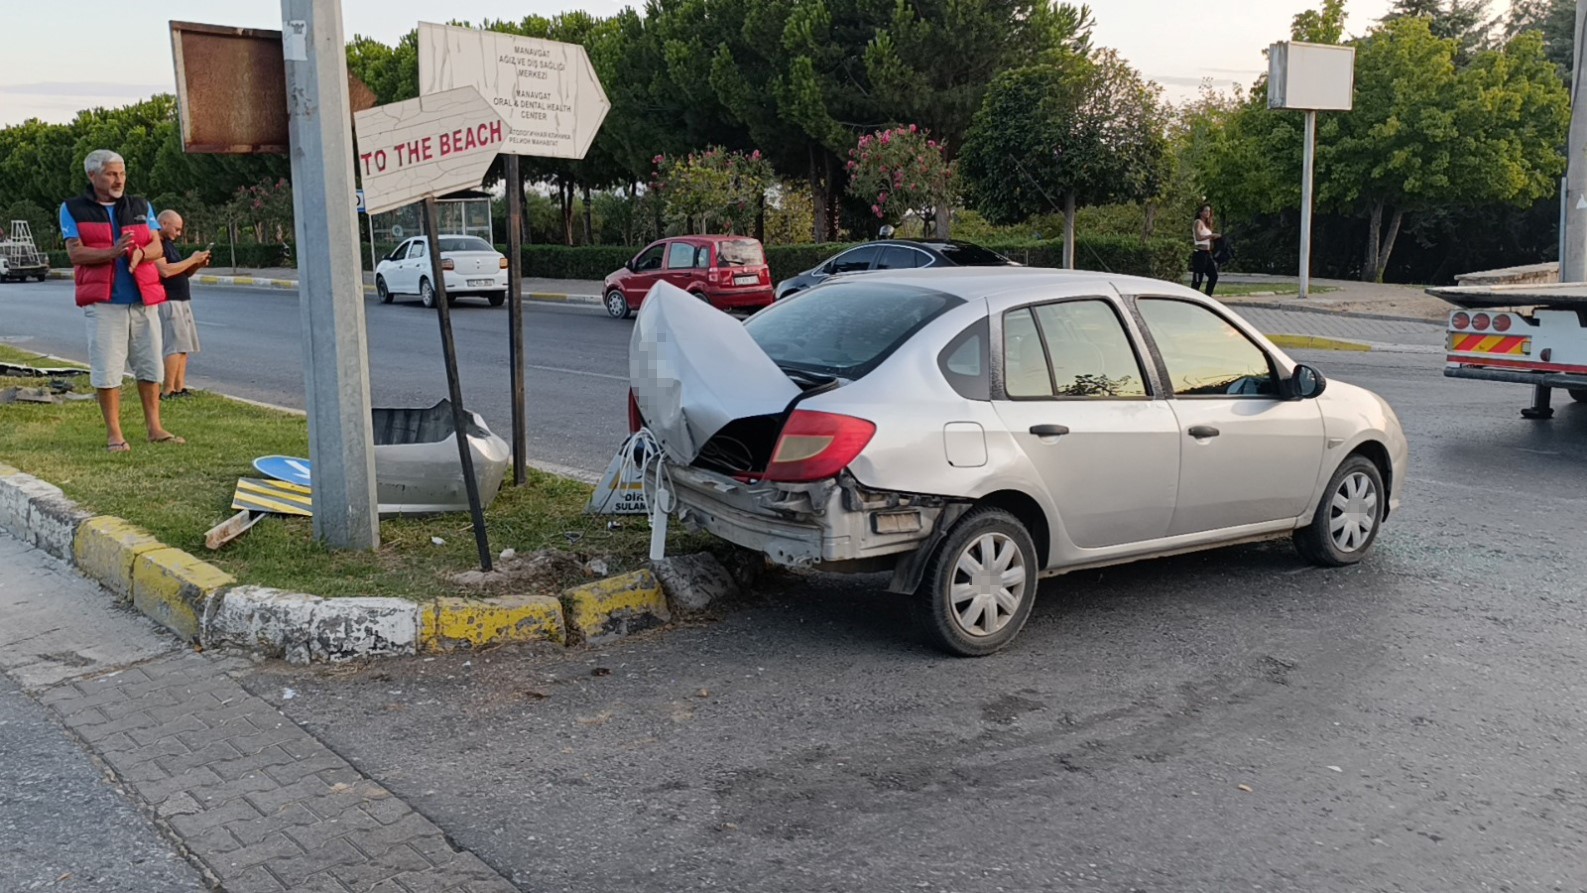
xmin=232 ymin=477 xmax=313 ymax=516
xmin=353 ymin=86 xmax=507 ymax=216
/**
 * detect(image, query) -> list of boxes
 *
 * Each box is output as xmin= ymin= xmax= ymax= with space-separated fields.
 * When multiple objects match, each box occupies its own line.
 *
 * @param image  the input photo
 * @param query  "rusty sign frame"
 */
xmin=170 ymin=20 xmax=376 ymax=155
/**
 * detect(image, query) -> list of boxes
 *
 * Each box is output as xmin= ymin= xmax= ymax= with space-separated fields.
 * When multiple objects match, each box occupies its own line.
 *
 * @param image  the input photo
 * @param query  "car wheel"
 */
xmin=1294 ymin=454 xmax=1384 ymax=567
xmin=605 ymin=290 xmax=632 ymax=319
xmin=916 ymin=507 xmax=1038 ymax=657
xmin=691 ymin=290 xmax=711 ymax=307
xmin=487 ymin=292 xmax=505 ymax=307
xmin=419 ymin=278 xmax=435 ymax=309
xmin=1570 ymin=388 xmax=1587 ymax=403
xmin=36 ymin=273 xmax=48 ymax=282
xmin=376 ymin=275 xmax=392 ymax=304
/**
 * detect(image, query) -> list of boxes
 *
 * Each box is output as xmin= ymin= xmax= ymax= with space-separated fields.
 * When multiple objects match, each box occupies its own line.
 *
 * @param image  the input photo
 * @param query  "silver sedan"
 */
xmin=629 ymin=269 xmax=1408 ymax=656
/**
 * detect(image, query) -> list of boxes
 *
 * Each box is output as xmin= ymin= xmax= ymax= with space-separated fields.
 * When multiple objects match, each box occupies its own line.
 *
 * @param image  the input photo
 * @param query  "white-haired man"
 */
xmin=59 ymin=149 xmax=182 ymax=452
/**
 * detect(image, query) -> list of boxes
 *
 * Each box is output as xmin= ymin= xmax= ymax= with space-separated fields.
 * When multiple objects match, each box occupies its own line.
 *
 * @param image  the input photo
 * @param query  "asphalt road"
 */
xmin=0 ymin=280 xmax=632 ymax=477
xmin=230 ymin=348 xmax=1587 ymax=892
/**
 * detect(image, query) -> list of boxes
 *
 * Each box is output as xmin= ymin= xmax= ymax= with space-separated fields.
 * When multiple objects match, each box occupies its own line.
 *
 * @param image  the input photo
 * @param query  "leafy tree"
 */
xmin=1381 ymin=0 xmax=1495 ymax=62
xmin=959 ymin=49 xmax=1167 ymax=266
xmin=1291 ymin=0 xmax=1349 ymax=43
xmin=1505 ymin=0 xmax=1576 ymax=76
xmin=845 ymin=125 xmax=954 ymax=231
xmin=653 ymin=147 xmax=774 ymax=235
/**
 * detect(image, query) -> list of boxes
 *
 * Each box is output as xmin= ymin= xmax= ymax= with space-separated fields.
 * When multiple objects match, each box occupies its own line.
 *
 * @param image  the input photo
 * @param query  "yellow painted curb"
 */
xmin=1268 ymin=334 xmax=1372 ymax=353
xmin=421 ymin=595 xmax=566 ymax=652
xmin=131 ymin=547 xmax=236 ymax=642
xmin=527 ymin=292 xmax=569 ymax=303
xmin=561 ymin=569 xmax=670 ymax=645
xmin=232 ymin=276 xmax=256 ymax=286
xmin=73 ymin=516 xmax=165 ymax=600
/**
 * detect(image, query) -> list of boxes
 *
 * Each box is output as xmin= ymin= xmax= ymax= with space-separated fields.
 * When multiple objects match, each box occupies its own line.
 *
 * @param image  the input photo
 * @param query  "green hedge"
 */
xmin=517 ymin=236 xmax=1186 ymax=285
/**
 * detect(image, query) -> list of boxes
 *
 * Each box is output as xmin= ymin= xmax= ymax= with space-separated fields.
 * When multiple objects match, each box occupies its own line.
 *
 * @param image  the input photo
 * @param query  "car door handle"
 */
xmin=1029 ymin=424 xmax=1070 ymax=438
xmin=1187 ymin=425 xmax=1220 ymax=439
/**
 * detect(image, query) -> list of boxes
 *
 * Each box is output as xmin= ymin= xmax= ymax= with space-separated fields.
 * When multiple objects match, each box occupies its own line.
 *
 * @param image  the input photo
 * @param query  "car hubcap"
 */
xmin=1329 ymin=471 xmax=1378 ymax=552
xmin=608 ymin=293 xmax=625 ymax=316
xmin=948 ymin=532 xmax=1026 ymax=638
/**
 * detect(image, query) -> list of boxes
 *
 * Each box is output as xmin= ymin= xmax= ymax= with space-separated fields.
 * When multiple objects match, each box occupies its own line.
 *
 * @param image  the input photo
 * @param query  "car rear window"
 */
xmin=438 ymin=237 xmax=495 ymax=253
xmin=745 ymin=281 xmax=964 ymax=380
xmin=717 ymin=239 xmax=765 ymax=267
xmin=937 ymin=241 xmax=1013 ymax=266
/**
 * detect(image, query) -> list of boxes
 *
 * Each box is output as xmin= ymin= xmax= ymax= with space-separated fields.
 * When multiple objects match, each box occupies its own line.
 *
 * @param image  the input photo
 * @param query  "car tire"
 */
xmin=1570 ymin=388 xmax=1587 ymax=403
xmin=1294 ymin=454 xmax=1385 ymax=567
xmin=488 ymin=292 xmax=505 ymax=307
xmin=915 ymin=507 xmax=1039 ymax=657
xmin=691 ymin=290 xmax=711 ymax=307
xmin=376 ymin=276 xmax=392 ymax=304
xmin=605 ymin=290 xmax=632 ymax=319
xmin=35 ymin=273 xmax=48 ymax=282
xmin=419 ymin=278 xmax=435 ymax=309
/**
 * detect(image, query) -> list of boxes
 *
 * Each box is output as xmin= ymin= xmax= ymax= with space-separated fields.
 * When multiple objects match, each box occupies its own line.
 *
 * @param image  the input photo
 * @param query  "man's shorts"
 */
xmin=84 ymin=303 xmax=163 ymax=389
xmin=159 ymin=301 xmax=201 ymax=356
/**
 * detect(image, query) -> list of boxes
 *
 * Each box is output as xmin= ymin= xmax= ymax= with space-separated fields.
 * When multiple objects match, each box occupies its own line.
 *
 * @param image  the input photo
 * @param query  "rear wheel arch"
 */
xmin=977 ymin=490 xmax=1051 ymax=569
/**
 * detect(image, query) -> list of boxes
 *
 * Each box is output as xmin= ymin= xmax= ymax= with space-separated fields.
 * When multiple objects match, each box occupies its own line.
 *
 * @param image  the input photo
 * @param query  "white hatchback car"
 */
xmin=375 ymin=235 xmax=507 ymax=307
xmin=630 ymin=269 xmax=1409 ymax=656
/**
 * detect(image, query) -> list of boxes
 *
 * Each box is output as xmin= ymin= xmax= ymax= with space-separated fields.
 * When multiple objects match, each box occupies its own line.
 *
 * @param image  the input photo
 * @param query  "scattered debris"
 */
xmin=1237 ymin=784 xmax=1254 ymax=793
xmin=500 ymin=547 xmax=516 ymax=560
xmin=697 ymin=688 xmax=710 ymax=698
xmin=523 ymin=689 xmax=548 ymax=700
xmin=1327 ymin=766 xmax=1343 ymax=773
xmin=447 ymin=549 xmax=586 ymax=593
xmin=651 ymin=552 xmax=740 ymax=614
xmin=592 ymin=667 xmax=612 ymax=677
xmin=584 ymin=557 xmax=610 ymax=577
xmin=431 ymin=536 xmax=447 ymax=546
xmin=281 ymin=687 xmax=297 ymax=700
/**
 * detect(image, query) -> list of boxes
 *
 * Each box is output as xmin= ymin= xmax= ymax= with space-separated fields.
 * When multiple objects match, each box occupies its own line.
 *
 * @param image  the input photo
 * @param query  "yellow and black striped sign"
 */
xmin=231 ymin=477 xmax=312 ymax=516
xmin=1448 ymin=333 xmax=1530 ymax=356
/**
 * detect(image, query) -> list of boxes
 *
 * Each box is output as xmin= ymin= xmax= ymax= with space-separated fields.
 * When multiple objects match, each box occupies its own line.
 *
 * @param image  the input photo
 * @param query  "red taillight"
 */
xmin=1473 ymin=313 xmax=1491 ymax=331
xmin=627 ymin=390 xmax=642 ymax=433
xmin=762 ymin=411 xmax=876 ymax=483
xmin=1493 ymin=314 xmax=1512 ymax=333
xmin=442 ymin=258 xmax=455 ymax=271
xmin=1452 ymin=312 xmax=1470 ymax=330
xmin=715 ymin=268 xmax=733 ymax=286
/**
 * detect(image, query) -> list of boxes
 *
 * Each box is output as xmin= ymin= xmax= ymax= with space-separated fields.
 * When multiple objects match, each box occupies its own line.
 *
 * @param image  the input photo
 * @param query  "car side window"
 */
xmin=831 ymin=246 xmax=879 ymax=274
xmin=1003 ymin=308 xmax=1054 ymax=398
xmin=409 ymin=241 xmax=426 ymax=259
xmin=1138 ymin=298 xmax=1279 ymax=397
xmin=634 ymin=245 xmax=664 ymax=271
xmin=666 ymin=242 xmax=696 ymax=269
xmin=1032 ymin=300 xmax=1148 ymax=398
xmin=876 ymin=246 xmax=925 ymax=270
xmin=389 ymin=243 xmax=408 ymax=261
xmin=939 ymin=318 xmax=990 ymax=401
xmin=695 ymin=245 xmax=712 ymax=268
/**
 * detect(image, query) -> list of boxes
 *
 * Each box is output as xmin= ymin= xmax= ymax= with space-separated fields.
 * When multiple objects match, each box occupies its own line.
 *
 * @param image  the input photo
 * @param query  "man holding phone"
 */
xmin=152 ymin=209 xmax=211 ymax=399
xmin=60 ymin=149 xmax=180 ymax=453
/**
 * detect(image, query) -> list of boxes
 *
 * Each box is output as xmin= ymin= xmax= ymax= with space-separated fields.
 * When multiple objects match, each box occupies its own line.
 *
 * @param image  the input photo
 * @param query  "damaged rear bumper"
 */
xmin=667 ymin=464 xmax=947 ymax=569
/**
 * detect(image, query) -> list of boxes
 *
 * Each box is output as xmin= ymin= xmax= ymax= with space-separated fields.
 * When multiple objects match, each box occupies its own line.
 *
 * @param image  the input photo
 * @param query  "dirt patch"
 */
xmin=446 ymin=549 xmax=610 ymax=595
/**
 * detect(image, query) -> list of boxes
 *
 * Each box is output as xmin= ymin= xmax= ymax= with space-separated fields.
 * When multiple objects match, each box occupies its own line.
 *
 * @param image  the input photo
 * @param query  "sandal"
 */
xmin=148 ymin=434 xmax=186 ymax=445
xmin=107 ymin=441 xmax=131 ymax=453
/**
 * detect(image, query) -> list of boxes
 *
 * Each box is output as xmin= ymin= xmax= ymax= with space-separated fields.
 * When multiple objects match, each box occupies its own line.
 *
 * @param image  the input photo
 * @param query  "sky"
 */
xmin=0 ymin=0 xmax=1517 ymax=127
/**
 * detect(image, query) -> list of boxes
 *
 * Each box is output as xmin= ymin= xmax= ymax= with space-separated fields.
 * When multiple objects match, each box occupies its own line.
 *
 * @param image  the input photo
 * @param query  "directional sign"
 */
xmin=353 ymin=86 xmax=507 ymax=216
xmin=417 ymin=22 xmax=610 ymax=160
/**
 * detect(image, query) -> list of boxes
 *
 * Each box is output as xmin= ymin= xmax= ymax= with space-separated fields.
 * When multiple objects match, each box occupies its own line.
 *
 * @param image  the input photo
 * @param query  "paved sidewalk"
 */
xmin=1214 ymin=273 xmax=1452 ymax=322
xmin=1236 ymin=306 xmax=1444 ymax=352
xmin=0 ymin=532 xmax=522 ymax=893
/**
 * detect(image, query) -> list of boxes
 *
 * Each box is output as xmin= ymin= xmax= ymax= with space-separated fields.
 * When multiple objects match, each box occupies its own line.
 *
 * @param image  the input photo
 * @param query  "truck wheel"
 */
xmin=1294 ymin=454 xmax=1384 ymax=567
xmin=915 ymin=507 xmax=1038 ymax=657
xmin=1569 ymin=389 xmax=1587 ymax=404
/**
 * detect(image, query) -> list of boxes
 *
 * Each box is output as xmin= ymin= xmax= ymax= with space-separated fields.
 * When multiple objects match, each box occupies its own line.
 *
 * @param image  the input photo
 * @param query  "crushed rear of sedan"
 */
xmin=626 ymin=270 xmax=1408 ymax=655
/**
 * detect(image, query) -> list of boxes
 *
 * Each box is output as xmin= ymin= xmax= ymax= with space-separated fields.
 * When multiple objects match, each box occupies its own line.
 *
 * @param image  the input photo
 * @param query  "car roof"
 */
xmin=834 ymin=266 xmax=1207 ymax=306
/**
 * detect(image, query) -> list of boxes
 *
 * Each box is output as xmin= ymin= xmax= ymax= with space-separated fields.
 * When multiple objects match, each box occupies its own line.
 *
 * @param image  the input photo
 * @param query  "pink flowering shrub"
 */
xmin=846 ymin=125 xmax=954 ymax=224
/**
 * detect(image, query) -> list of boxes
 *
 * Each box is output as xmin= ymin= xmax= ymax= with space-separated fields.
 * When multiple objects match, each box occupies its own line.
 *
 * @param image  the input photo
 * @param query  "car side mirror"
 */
xmin=1291 ymin=364 xmax=1327 ymax=399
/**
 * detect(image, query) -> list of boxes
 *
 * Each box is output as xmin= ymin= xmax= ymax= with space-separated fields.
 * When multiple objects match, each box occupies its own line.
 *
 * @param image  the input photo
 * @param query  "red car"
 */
xmin=603 ymin=235 xmax=774 ymax=319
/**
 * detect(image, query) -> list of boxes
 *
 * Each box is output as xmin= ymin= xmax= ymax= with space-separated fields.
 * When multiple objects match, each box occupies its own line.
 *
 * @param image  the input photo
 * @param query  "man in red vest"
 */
xmin=59 ymin=149 xmax=183 ymax=453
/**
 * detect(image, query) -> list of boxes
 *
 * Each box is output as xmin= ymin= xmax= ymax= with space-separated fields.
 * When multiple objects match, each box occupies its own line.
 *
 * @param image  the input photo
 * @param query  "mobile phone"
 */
xmin=205 ymin=242 xmax=215 ymax=253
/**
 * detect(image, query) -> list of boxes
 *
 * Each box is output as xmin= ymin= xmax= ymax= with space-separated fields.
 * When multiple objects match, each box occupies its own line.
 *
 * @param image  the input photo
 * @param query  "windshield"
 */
xmin=744 ymin=281 xmax=964 ymax=379
xmin=438 ymin=237 xmax=495 ymax=253
xmin=717 ymin=239 xmax=765 ymax=267
xmin=937 ymin=241 xmax=1014 ymax=267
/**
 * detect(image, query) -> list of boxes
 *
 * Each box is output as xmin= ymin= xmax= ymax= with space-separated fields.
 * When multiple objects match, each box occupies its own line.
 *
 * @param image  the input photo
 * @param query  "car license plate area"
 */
xmin=733 ymin=275 xmax=758 ymax=286
xmin=468 ymin=278 xmax=493 ymax=287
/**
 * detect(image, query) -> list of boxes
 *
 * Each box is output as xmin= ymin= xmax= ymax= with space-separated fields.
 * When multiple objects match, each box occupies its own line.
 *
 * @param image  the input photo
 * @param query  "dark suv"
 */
xmin=604 ymin=236 xmax=774 ymax=318
xmin=774 ymin=239 xmax=1016 ymax=300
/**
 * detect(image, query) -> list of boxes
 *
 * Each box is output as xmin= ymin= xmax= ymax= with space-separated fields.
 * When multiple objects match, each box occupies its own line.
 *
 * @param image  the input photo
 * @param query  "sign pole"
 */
xmin=506 ymin=155 xmax=527 ymax=486
xmin=422 ymin=197 xmax=493 ymax=571
xmin=1300 ymin=109 xmax=1316 ymax=299
xmin=280 ymin=0 xmax=379 ymax=550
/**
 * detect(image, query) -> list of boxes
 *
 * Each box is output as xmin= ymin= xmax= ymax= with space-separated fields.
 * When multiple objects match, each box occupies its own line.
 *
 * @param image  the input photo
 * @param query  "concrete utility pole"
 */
xmin=282 ymin=0 xmax=380 ymax=550
xmin=1562 ymin=0 xmax=1587 ymax=282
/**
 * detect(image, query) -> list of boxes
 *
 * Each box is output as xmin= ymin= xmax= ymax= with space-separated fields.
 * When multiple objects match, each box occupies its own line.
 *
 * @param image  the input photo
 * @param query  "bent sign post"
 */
xmin=419 ymin=23 xmax=612 ymax=487
xmin=353 ymin=87 xmax=506 ymax=570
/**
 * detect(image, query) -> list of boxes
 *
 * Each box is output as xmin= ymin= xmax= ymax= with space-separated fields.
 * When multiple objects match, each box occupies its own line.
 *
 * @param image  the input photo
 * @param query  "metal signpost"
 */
xmin=418 ymin=22 xmax=611 ymax=486
xmin=1268 ymin=41 xmax=1356 ymax=298
xmin=354 ymin=87 xmax=509 ymax=570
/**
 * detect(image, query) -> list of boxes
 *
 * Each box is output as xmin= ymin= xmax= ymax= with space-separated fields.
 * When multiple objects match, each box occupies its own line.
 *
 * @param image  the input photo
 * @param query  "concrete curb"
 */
xmin=1266 ymin=334 xmax=1374 ymax=353
xmin=48 ymin=268 xmax=603 ymax=306
xmin=0 ymin=463 xmax=672 ymax=664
